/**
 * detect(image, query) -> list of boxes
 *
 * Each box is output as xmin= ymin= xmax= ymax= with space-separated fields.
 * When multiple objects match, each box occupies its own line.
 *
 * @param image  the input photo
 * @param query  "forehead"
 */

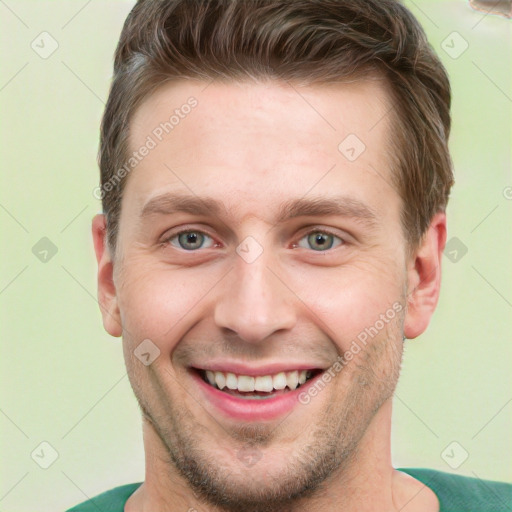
xmin=125 ymin=78 xmax=398 ymax=223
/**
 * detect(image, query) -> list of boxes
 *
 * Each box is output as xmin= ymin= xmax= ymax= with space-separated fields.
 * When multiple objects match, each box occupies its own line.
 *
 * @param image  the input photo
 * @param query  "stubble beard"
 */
xmin=131 ymin=320 xmax=404 ymax=512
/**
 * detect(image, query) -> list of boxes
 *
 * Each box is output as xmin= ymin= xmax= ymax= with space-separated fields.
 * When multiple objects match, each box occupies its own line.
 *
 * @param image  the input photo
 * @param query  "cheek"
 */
xmin=291 ymin=259 xmax=405 ymax=349
xmin=117 ymin=263 xmax=214 ymax=345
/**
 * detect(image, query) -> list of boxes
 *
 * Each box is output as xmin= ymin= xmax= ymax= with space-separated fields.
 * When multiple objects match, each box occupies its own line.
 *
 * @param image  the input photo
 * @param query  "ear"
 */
xmin=403 ymin=212 xmax=447 ymax=339
xmin=92 ymin=214 xmax=122 ymax=337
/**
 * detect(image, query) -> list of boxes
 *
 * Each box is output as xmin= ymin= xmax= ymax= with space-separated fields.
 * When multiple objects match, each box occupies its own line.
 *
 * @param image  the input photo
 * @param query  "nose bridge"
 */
xmin=214 ymin=239 xmax=296 ymax=343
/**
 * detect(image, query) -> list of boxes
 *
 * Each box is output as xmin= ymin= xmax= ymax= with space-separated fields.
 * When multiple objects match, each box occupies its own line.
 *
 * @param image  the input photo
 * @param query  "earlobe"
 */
xmin=403 ymin=212 xmax=447 ymax=339
xmin=91 ymin=214 xmax=123 ymax=338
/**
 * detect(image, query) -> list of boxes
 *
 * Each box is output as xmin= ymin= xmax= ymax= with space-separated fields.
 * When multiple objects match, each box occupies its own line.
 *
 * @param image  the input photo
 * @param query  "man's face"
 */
xmin=104 ymin=79 xmax=412 ymax=509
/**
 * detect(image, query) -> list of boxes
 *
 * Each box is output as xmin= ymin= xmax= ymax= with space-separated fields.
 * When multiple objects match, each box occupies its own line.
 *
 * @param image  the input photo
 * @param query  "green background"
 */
xmin=1 ymin=1 xmax=511 ymax=510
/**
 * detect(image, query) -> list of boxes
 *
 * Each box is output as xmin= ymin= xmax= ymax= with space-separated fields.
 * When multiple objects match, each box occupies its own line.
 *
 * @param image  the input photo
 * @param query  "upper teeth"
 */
xmin=204 ymin=370 xmax=312 ymax=392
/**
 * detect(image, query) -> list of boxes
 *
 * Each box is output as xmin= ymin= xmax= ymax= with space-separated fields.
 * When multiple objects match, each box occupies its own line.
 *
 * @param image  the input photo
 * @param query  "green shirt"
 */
xmin=65 ymin=468 xmax=512 ymax=511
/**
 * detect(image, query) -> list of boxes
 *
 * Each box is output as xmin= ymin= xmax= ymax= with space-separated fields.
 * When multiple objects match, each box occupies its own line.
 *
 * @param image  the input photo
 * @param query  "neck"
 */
xmin=125 ymin=400 xmax=437 ymax=512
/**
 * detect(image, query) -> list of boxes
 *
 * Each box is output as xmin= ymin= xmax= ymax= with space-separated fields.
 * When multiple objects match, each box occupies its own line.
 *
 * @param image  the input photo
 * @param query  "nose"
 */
xmin=214 ymin=249 xmax=297 ymax=344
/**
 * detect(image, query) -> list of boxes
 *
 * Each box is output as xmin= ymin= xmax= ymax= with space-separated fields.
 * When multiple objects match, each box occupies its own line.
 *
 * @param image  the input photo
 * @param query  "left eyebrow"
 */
xmin=276 ymin=195 xmax=380 ymax=229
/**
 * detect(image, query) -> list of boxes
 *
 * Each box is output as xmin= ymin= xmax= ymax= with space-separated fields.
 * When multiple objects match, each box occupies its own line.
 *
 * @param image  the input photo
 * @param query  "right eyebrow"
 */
xmin=140 ymin=192 xmax=228 ymax=219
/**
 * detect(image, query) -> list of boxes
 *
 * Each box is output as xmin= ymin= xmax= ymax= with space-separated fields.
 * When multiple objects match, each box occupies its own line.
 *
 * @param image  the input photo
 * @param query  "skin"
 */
xmin=92 ymin=78 xmax=446 ymax=512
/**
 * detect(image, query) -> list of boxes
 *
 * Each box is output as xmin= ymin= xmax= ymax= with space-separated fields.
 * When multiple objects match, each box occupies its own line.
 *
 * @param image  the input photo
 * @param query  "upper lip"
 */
xmin=191 ymin=361 xmax=327 ymax=376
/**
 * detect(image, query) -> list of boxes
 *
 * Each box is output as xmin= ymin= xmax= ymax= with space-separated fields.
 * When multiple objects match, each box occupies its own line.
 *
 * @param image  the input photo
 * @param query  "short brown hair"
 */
xmin=99 ymin=0 xmax=453 ymax=255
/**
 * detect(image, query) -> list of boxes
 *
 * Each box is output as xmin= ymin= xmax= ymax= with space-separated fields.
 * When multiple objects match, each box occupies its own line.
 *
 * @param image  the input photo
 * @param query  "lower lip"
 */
xmin=190 ymin=369 xmax=324 ymax=422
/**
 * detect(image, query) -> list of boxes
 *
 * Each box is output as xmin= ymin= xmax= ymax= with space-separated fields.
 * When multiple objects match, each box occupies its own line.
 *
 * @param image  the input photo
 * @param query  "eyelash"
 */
xmin=162 ymin=227 xmax=346 ymax=252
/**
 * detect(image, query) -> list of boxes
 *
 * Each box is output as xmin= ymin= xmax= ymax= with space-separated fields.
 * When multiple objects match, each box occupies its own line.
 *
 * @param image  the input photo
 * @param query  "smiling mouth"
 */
xmin=193 ymin=368 xmax=324 ymax=399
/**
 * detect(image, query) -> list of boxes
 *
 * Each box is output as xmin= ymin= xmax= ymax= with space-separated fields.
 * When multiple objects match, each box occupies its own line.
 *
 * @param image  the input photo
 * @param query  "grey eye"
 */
xmin=169 ymin=231 xmax=214 ymax=250
xmin=298 ymin=231 xmax=343 ymax=251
